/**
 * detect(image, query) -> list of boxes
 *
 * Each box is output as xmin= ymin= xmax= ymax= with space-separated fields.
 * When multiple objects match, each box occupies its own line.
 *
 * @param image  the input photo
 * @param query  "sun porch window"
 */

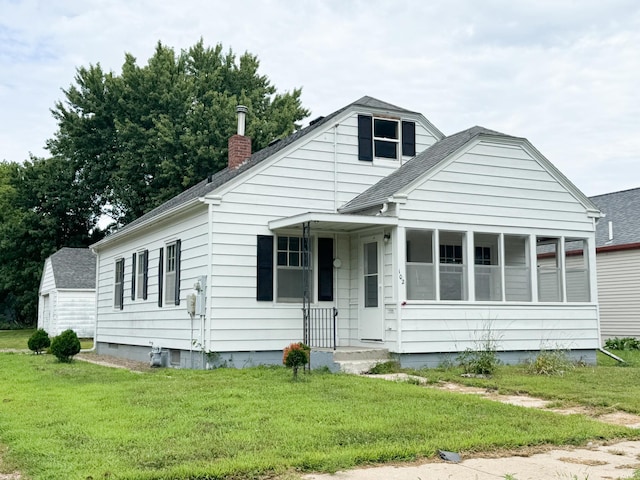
xmin=474 ymin=234 xmax=501 ymax=301
xmin=439 ymin=232 xmax=467 ymax=300
xmin=406 ymin=230 xmax=435 ymax=300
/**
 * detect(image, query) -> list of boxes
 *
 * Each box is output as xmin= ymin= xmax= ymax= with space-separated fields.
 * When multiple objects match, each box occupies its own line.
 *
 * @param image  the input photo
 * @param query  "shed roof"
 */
xmin=590 ymin=187 xmax=640 ymax=248
xmin=340 ymin=126 xmax=508 ymax=212
xmin=49 ymin=248 xmax=96 ymax=289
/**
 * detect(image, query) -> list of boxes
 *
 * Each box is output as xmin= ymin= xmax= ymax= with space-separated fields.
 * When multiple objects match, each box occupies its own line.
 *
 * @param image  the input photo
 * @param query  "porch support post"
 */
xmin=396 ymin=226 xmax=406 ymax=353
xmin=529 ymin=234 xmax=538 ymax=302
xmin=466 ymin=230 xmax=475 ymax=302
xmin=559 ymin=237 xmax=567 ymax=302
xmin=302 ymin=221 xmax=311 ymax=346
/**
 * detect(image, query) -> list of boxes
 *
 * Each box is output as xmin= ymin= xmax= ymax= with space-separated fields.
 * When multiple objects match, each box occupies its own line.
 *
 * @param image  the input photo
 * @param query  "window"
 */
xmin=537 ymin=238 xmax=562 ymax=302
xmin=374 ymin=119 xmax=398 ymax=159
xmin=406 ymin=230 xmax=435 ymax=300
xmin=277 ymin=236 xmax=310 ymax=302
xmin=164 ymin=240 xmax=181 ymax=305
xmin=439 ymin=232 xmax=467 ymax=300
xmin=114 ymin=258 xmax=124 ymax=310
xmin=504 ymin=235 xmax=531 ymax=301
xmin=357 ymin=115 xmax=416 ymax=161
xmin=256 ymin=235 xmax=334 ymax=303
xmin=474 ymin=234 xmax=501 ymax=301
xmin=136 ymin=250 xmax=148 ymax=299
xmin=564 ymin=239 xmax=590 ymax=302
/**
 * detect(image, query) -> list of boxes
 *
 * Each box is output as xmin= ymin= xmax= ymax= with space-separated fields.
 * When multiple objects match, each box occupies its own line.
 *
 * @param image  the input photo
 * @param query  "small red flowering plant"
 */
xmin=282 ymin=342 xmax=310 ymax=379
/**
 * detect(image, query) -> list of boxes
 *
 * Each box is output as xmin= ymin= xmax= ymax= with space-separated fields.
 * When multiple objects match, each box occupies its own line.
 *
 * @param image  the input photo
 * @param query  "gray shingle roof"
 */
xmin=49 ymin=248 xmax=96 ymax=289
xmin=340 ymin=126 xmax=509 ymax=212
xmin=590 ymin=187 xmax=640 ymax=248
xmin=116 ymin=96 xmax=419 ymax=235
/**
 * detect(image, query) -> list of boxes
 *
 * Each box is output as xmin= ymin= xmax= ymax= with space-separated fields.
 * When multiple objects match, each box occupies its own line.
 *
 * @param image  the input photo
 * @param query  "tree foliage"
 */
xmin=0 ymin=157 xmax=103 ymax=325
xmin=0 ymin=39 xmax=308 ymax=327
xmin=47 ymin=39 xmax=310 ymax=224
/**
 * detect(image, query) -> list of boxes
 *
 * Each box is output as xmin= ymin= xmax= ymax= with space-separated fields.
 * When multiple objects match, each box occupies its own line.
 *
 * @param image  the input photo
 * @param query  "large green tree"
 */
xmin=0 ymin=157 xmax=103 ymax=326
xmin=48 ymin=40 xmax=310 ymax=224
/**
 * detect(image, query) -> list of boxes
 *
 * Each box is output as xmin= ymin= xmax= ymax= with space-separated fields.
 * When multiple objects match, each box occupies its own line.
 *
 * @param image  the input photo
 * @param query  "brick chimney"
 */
xmin=228 ymin=105 xmax=251 ymax=169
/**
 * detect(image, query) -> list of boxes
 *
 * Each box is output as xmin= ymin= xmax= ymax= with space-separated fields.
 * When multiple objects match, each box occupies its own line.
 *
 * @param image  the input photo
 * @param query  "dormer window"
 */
xmin=374 ymin=119 xmax=398 ymax=158
xmin=358 ymin=114 xmax=415 ymax=161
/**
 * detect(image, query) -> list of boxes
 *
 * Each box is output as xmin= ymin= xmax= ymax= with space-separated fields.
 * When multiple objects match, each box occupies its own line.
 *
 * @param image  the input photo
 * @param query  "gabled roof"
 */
xmin=100 ymin=95 xmax=432 ymax=243
xmin=339 ymin=126 xmax=508 ymax=212
xmin=48 ymin=248 xmax=96 ymax=289
xmin=590 ymin=187 xmax=640 ymax=248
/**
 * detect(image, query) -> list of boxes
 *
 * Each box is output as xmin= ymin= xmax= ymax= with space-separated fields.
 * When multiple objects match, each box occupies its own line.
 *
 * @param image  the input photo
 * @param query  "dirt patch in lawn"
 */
xmin=432 ymin=380 xmax=640 ymax=429
xmin=75 ymin=352 xmax=152 ymax=372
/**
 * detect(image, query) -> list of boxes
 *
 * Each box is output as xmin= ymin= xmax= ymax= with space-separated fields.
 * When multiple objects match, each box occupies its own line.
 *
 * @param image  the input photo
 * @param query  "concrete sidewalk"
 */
xmin=305 ymin=440 xmax=640 ymax=480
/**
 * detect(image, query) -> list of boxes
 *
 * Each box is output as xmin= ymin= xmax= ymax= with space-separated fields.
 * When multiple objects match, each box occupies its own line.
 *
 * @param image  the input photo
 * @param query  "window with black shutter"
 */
xmin=137 ymin=249 xmax=149 ymax=300
xmin=358 ymin=115 xmax=416 ymax=161
xmin=114 ymin=258 xmax=125 ymax=310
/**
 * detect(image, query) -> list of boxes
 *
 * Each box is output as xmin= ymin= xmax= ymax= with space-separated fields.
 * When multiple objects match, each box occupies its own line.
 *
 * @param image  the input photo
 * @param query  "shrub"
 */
xmin=50 ymin=329 xmax=81 ymax=362
xmin=457 ymin=346 xmax=500 ymax=376
xmin=282 ymin=342 xmax=309 ymax=379
xmin=527 ymin=349 xmax=573 ymax=376
xmin=605 ymin=337 xmax=640 ymax=351
xmin=27 ymin=329 xmax=51 ymax=354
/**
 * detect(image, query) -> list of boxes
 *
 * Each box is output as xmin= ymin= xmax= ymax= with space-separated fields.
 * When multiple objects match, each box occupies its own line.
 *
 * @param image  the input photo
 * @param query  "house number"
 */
xmin=398 ymin=270 xmax=404 ymax=284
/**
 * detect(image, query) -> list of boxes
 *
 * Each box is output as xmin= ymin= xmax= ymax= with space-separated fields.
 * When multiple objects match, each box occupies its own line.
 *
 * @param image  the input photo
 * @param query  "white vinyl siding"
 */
xmin=597 ymin=248 xmax=640 ymax=340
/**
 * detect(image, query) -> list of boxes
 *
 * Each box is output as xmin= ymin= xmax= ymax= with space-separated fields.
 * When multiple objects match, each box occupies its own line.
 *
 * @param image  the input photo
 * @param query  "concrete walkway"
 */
xmin=305 ymin=373 xmax=640 ymax=480
xmin=304 ymin=440 xmax=640 ymax=479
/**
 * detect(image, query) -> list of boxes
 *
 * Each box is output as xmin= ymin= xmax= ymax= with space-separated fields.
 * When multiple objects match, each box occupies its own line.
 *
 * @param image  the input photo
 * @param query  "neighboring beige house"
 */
xmin=38 ymin=247 xmax=96 ymax=338
xmin=90 ymin=96 xmax=602 ymax=369
xmin=590 ymin=188 xmax=640 ymax=341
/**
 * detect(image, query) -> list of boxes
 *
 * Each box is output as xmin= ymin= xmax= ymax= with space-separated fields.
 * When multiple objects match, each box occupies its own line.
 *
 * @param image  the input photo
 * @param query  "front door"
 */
xmin=359 ymin=236 xmax=384 ymax=340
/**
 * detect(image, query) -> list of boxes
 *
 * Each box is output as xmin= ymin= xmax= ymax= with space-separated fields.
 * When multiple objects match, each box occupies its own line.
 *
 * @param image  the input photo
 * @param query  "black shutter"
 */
xmin=256 ymin=235 xmax=274 ymax=301
xmin=357 ymin=115 xmax=373 ymax=161
xmin=174 ymin=240 xmax=181 ymax=306
xmin=402 ymin=121 xmax=416 ymax=157
xmin=118 ymin=259 xmax=124 ymax=311
xmin=142 ymin=250 xmax=149 ymax=300
xmin=131 ymin=253 xmax=136 ymax=300
xmin=317 ymin=237 xmax=334 ymax=301
xmin=158 ymin=248 xmax=164 ymax=307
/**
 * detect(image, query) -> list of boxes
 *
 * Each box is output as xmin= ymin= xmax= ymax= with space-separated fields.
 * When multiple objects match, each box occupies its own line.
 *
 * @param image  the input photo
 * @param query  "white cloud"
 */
xmin=0 ymin=0 xmax=639 ymax=196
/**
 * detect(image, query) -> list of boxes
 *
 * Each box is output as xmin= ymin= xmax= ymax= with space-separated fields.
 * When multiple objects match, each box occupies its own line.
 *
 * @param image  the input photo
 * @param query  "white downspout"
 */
xmin=84 ymin=248 xmax=100 ymax=352
xmin=333 ymin=124 xmax=338 ymax=212
xmin=207 ymin=201 xmax=214 ymax=355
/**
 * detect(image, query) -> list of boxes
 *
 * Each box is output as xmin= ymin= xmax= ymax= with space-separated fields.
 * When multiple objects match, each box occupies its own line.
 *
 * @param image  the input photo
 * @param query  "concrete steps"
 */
xmin=311 ymin=347 xmax=390 ymax=374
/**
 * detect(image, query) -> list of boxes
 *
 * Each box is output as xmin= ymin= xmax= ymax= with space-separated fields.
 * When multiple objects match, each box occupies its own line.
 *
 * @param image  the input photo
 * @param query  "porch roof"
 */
xmin=268 ymin=212 xmax=397 ymax=233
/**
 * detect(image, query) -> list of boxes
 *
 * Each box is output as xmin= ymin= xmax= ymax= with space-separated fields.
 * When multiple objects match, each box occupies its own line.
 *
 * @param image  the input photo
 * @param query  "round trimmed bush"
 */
xmin=50 ymin=329 xmax=81 ymax=362
xmin=27 ymin=328 xmax=51 ymax=354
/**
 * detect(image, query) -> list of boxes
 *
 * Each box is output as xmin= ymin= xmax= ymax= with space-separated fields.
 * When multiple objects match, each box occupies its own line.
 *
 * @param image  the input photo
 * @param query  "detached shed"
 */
xmin=38 ymin=247 xmax=96 ymax=337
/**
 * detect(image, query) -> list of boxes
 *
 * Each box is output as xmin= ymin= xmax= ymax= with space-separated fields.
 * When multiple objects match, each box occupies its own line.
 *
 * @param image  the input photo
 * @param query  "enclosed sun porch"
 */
xmin=267 ymin=210 xmax=600 ymax=367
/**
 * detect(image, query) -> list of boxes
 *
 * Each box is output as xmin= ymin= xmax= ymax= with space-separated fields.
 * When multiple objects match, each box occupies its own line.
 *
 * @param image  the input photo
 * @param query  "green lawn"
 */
xmin=0 ymin=328 xmax=93 ymax=350
xmin=0 ymin=353 xmax=637 ymax=480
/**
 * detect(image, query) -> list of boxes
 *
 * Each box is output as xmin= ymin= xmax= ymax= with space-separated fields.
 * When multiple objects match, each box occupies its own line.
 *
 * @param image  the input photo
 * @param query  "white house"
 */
xmin=589 ymin=188 xmax=640 ymax=341
xmin=91 ymin=96 xmax=602 ymax=369
xmin=38 ymin=247 xmax=96 ymax=338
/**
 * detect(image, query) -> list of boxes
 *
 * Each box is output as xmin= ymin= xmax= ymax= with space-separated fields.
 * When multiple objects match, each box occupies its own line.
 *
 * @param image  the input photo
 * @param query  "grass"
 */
xmin=414 ymin=350 xmax=640 ymax=414
xmin=0 ymin=328 xmax=93 ymax=350
xmin=0 ymin=353 xmax=636 ymax=480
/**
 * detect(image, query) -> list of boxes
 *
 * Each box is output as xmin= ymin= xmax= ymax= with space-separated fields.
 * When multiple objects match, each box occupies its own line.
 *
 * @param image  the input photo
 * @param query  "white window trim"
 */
xmin=373 ymin=118 xmax=400 ymax=160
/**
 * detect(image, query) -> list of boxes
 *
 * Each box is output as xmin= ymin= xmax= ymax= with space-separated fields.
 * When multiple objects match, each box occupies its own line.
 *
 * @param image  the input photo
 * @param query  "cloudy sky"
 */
xmin=1 ymin=0 xmax=638 ymax=197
